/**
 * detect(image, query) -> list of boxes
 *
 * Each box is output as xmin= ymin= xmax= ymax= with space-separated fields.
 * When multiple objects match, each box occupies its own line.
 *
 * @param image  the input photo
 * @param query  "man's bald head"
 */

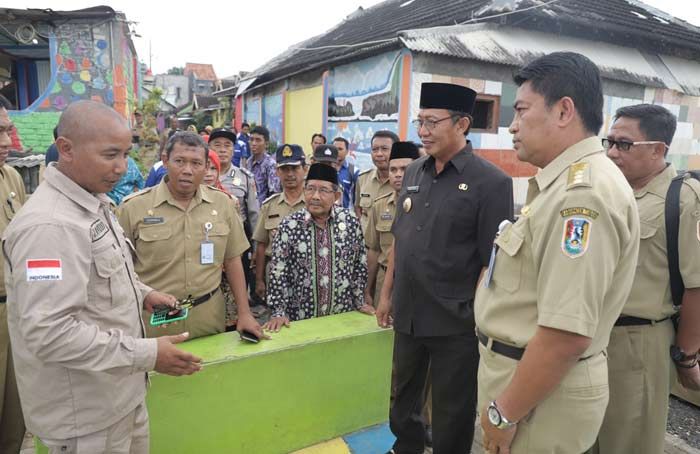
xmin=57 ymin=100 xmax=129 ymax=144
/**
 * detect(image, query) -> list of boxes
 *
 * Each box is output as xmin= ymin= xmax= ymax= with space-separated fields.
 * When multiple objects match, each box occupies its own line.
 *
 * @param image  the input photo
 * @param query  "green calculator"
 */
xmin=150 ymin=307 xmax=189 ymax=326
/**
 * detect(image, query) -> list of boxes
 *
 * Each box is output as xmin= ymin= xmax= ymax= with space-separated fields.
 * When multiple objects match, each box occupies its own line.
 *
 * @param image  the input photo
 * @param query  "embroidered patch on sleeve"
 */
xmin=560 ymin=207 xmax=599 ymax=219
xmin=26 ymin=259 xmax=63 ymax=282
xmin=562 ymin=218 xmax=591 ymax=258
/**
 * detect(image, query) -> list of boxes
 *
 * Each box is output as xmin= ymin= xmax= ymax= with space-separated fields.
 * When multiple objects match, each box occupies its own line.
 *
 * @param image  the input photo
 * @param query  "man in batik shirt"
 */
xmin=263 ymin=163 xmax=373 ymax=331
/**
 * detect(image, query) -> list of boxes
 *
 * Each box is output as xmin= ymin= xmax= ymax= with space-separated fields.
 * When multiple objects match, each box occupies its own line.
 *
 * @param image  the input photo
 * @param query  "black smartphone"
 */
xmin=239 ymin=330 xmax=260 ymax=343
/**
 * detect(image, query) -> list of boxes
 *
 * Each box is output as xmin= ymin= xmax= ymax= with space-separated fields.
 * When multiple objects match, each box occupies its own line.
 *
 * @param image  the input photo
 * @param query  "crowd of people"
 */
xmin=0 ymin=50 xmax=697 ymax=454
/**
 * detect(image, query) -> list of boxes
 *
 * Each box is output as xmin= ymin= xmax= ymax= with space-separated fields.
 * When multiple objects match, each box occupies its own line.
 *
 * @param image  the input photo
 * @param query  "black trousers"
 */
xmin=391 ymin=330 xmax=479 ymax=454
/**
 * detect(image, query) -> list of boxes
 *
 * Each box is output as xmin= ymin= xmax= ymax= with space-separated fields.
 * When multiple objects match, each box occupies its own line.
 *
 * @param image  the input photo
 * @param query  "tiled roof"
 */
xmin=184 ymin=63 xmax=218 ymax=81
xmin=248 ymin=0 xmax=700 ymax=89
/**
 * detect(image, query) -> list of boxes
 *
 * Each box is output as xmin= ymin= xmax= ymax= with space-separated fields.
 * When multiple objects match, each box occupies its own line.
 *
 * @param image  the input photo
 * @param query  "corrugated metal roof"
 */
xmin=6 ymin=155 xmax=43 ymax=168
xmin=400 ymin=23 xmax=699 ymax=95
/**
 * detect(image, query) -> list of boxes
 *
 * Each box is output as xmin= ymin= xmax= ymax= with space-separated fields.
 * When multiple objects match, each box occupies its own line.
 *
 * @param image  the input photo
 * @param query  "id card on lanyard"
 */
xmin=201 ymin=222 xmax=214 ymax=265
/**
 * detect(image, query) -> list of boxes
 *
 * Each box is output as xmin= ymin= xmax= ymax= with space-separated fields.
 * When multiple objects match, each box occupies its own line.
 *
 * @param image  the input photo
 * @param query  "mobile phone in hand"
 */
xmin=239 ymin=330 xmax=260 ymax=343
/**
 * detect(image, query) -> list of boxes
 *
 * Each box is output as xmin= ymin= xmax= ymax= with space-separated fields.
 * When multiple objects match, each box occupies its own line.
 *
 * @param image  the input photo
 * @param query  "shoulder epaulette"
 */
xmin=239 ymin=167 xmax=254 ymax=178
xmin=262 ymin=193 xmax=281 ymax=205
xmin=374 ymin=192 xmax=392 ymax=203
xmin=358 ymin=168 xmax=373 ymax=176
xmin=566 ymin=162 xmax=591 ymax=190
xmin=122 ymin=186 xmax=154 ymax=203
xmin=205 ymin=185 xmax=235 ymax=200
xmin=681 ymin=173 xmax=700 ymax=202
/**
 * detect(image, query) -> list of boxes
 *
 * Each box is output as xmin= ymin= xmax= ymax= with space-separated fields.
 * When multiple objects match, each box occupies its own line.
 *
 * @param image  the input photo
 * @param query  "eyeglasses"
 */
xmin=411 ymin=116 xmax=454 ymax=131
xmin=304 ymin=185 xmax=335 ymax=195
xmin=602 ymin=138 xmax=669 ymax=152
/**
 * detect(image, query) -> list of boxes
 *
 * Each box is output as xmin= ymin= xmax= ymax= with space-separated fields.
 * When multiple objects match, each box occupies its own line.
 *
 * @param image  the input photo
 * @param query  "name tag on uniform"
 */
xmin=484 ymin=220 xmax=512 ymax=288
xmin=381 ymin=213 xmax=393 ymax=220
xmin=143 ymin=216 xmax=164 ymax=225
xmin=268 ymin=214 xmax=280 ymax=219
xmin=361 ymin=193 xmax=371 ymax=198
xmin=201 ymin=241 xmax=214 ymax=265
xmin=407 ymin=186 xmax=420 ymax=193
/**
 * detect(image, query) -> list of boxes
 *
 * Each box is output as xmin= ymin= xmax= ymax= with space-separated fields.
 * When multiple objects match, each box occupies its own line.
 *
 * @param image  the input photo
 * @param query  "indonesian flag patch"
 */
xmin=26 ymin=259 xmax=62 ymax=282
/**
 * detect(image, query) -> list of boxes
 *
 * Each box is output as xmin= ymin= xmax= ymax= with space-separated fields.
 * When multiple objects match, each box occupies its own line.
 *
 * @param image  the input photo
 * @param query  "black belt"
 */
xmin=0 ymin=295 xmax=5 ymax=304
xmin=615 ymin=316 xmax=670 ymax=327
xmin=477 ymin=328 xmax=597 ymax=362
xmin=185 ymin=288 xmax=219 ymax=309
xmin=477 ymin=329 xmax=524 ymax=361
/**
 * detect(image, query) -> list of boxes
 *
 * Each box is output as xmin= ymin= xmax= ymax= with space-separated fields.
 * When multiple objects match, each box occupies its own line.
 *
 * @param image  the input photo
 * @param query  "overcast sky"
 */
xmin=3 ymin=0 xmax=700 ymax=78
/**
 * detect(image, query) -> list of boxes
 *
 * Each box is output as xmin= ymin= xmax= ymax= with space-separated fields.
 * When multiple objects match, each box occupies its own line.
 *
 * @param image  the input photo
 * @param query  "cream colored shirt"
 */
xmin=623 ymin=164 xmax=700 ymax=319
xmin=475 ymin=137 xmax=640 ymax=357
xmin=365 ymin=191 xmax=396 ymax=267
xmin=355 ymin=168 xmax=392 ymax=233
xmin=252 ymin=191 xmax=304 ymax=256
xmin=2 ymin=165 xmax=157 ymax=440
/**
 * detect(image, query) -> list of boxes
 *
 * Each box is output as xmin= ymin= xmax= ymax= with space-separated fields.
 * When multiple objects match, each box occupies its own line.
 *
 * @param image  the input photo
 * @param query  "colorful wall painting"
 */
xmin=263 ymin=93 xmax=284 ymax=147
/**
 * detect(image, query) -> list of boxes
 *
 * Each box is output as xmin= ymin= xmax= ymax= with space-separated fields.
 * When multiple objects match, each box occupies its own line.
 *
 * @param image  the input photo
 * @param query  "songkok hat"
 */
xmin=306 ymin=163 xmax=338 ymax=186
xmin=390 ymin=141 xmax=420 ymax=161
xmin=419 ymin=82 xmax=477 ymax=114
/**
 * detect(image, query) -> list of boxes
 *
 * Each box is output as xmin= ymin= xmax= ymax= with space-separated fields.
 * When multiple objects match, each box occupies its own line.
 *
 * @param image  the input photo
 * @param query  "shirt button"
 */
xmin=416 ymin=225 xmax=422 ymax=232
xmin=432 ymin=179 xmax=437 ymax=184
xmin=186 ymin=235 xmax=191 ymax=239
xmin=424 ymin=202 xmax=430 ymax=208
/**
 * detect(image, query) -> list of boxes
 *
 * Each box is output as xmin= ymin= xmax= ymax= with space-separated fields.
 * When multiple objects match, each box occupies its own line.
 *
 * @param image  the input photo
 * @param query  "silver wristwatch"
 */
xmin=487 ymin=400 xmax=517 ymax=430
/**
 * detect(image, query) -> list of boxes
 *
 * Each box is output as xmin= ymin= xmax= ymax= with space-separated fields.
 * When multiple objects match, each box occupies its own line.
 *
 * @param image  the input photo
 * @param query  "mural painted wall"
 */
xmin=285 ymin=86 xmax=324 ymax=155
xmin=244 ymin=96 xmax=261 ymax=126
xmin=263 ymin=93 xmax=284 ymax=147
xmin=327 ymin=51 xmax=410 ymax=170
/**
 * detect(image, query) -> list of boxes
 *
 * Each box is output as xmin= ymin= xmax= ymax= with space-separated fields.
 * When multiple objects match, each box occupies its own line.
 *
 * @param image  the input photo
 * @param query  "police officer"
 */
xmin=253 ymin=144 xmax=306 ymax=301
xmin=474 ymin=53 xmax=640 ymax=454
xmin=0 ymin=101 xmax=26 ymax=453
xmin=3 ymin=101 xmax=201 ymax=454
xmin=365 ymin=141 xmax=419 ymax=307
xmin=117 ymin=131 xmax=265 ymax=340
xmin=209 ymin=127 xmax=259 ymax=303
xmin=355 ymin=131 xmax=397 ymax=234
xmin=589 ymin=104 xmax=700 ymax=454
xmin=377 ymin=83 xmax=513 ymax=454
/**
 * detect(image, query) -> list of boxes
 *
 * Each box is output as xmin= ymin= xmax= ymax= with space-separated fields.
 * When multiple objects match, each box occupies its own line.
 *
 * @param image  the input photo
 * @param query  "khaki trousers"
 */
xmin=42 ymin=401 xmax=149 ymax=454
xmin=478 ymin=344 xmax=609 ymax=453
xmin=0 ymin=304 xmax=25 ymax=454
xmin=589 ymin=320 xmax=674 ymax=454
xmin=373 ymin=267 xmax=386 ymax=308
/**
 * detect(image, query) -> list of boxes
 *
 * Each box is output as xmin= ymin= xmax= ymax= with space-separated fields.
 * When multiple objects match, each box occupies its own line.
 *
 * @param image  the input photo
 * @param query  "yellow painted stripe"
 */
xmin=291 ymin=437 xmax=350 ymax=454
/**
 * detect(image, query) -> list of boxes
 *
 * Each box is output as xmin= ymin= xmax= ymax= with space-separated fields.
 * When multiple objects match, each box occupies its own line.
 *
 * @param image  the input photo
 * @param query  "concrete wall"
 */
xmin=285 ymin=85 xmax=325 ymax=155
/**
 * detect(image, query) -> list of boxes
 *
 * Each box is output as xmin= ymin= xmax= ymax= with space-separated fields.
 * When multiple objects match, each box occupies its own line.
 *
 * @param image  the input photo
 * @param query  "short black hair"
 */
xmin=371 ymin=130 xmax=399 ymax=144
xmin=53 ymin=126 xmax=58 ymax=140
xmin=312 ymin=133 xmax=327 ymax=144
xmin=514 ymin=52 xmax=603 ymax=135
xmin=250 ymin=126 xmax=270 ymax=142
xmin=447 ymin=110 xmax=473 ymax=136
xmin=165 ymin=131 xmax=209 ymax=160
xmin=242 ymin=122 xmax=250 ymax=128
xmin=332 ymin=136 xmax=349 ymax=148
xmin=615 ymin=104 xmax=677 ymax=149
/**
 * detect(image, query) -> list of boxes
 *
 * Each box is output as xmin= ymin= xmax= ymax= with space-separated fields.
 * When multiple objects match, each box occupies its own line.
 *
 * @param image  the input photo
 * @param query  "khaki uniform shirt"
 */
xmin=219 ymin=165 xmax=258 ymax=231
xmin=475 ymin=137 xmax=639 ymax=357
xmin=364 ymin=191 xmax=396 ymax=268
xmin=117 ymin=181 xmax=249 ymax=299
xmin=252 ymin=192 xmax=305 ymax=257
xmin=0 ymin=165 xmax=26 ymax=297
xmin=355 ymin=168 xmax=392 ymax=233
xmin=2 ymin=165 xmax=157 ymax=440
xmin=624 ymin=164 xmax=700 ymax=320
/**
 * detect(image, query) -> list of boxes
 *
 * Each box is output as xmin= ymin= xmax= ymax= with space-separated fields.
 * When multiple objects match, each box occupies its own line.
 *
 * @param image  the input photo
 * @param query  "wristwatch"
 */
xmin=487 ymin=400 xmax=517 ymax=430
xmin=670 ymin=345 xmax=699 ymax=368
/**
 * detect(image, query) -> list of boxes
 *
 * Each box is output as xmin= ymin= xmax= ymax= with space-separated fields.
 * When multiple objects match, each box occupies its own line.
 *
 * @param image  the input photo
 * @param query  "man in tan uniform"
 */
xmin=2 ymin=100 xmax=202 ymax=454
xmin=365 ymin=141 xmax=419 ymax=307
xmin=589 ymin=104 xmax=700 ymax=454
xmin=355 ymin=130 xmax=397 ymax=234
xmin=118 ymin=131 xmax=265 ymax=340
xmin=475 ymin=53 xmax=640 ymax=454
xmin=253 ymin=144 xmax=305 ymax=302
xmin=0 ymin=102 xmax=26 ymax=453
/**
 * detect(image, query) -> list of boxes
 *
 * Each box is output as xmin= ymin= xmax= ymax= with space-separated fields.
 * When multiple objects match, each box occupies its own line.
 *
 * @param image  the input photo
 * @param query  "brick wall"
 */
xmin=9 ymin=111 xmax=61 ymax=152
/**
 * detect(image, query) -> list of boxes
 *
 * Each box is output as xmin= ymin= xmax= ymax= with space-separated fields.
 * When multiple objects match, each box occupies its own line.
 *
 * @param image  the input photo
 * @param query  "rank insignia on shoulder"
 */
xmin=566 ymin=162 xmax=591 ymax=189
xmin=562 ymin=217 xmax=591 ymax=258
xmin=560 ymin=207 xmax=599 ymax=219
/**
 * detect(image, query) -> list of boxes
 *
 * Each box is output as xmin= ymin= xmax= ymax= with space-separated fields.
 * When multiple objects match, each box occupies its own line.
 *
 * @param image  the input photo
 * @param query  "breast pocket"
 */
xmin=264 ymin=216 xmax=282 ymax=245
xmin=492 ymin=224 xmax=525 ymax=293
xmin=377 ymin=219 xmax=394 ymax=251
xmin=2 ymin=199 xmax=18 ymax=221
xmin=359 ymin=194 xmax=373 ymax=210
xmin=90 ymin=246 xmax=130 ymax=308
xmin=637 ymin=221 xmax=658 ymax=268
xmin=137 ymin=224 xmax=174 ymax=264
xmin=208 ymin=221 xmax=231 ymax=264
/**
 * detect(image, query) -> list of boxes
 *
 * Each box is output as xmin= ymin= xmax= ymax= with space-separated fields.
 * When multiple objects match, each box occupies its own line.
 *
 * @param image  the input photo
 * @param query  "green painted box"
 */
xmin=38 ymin=312 xmax=393 ymax=453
